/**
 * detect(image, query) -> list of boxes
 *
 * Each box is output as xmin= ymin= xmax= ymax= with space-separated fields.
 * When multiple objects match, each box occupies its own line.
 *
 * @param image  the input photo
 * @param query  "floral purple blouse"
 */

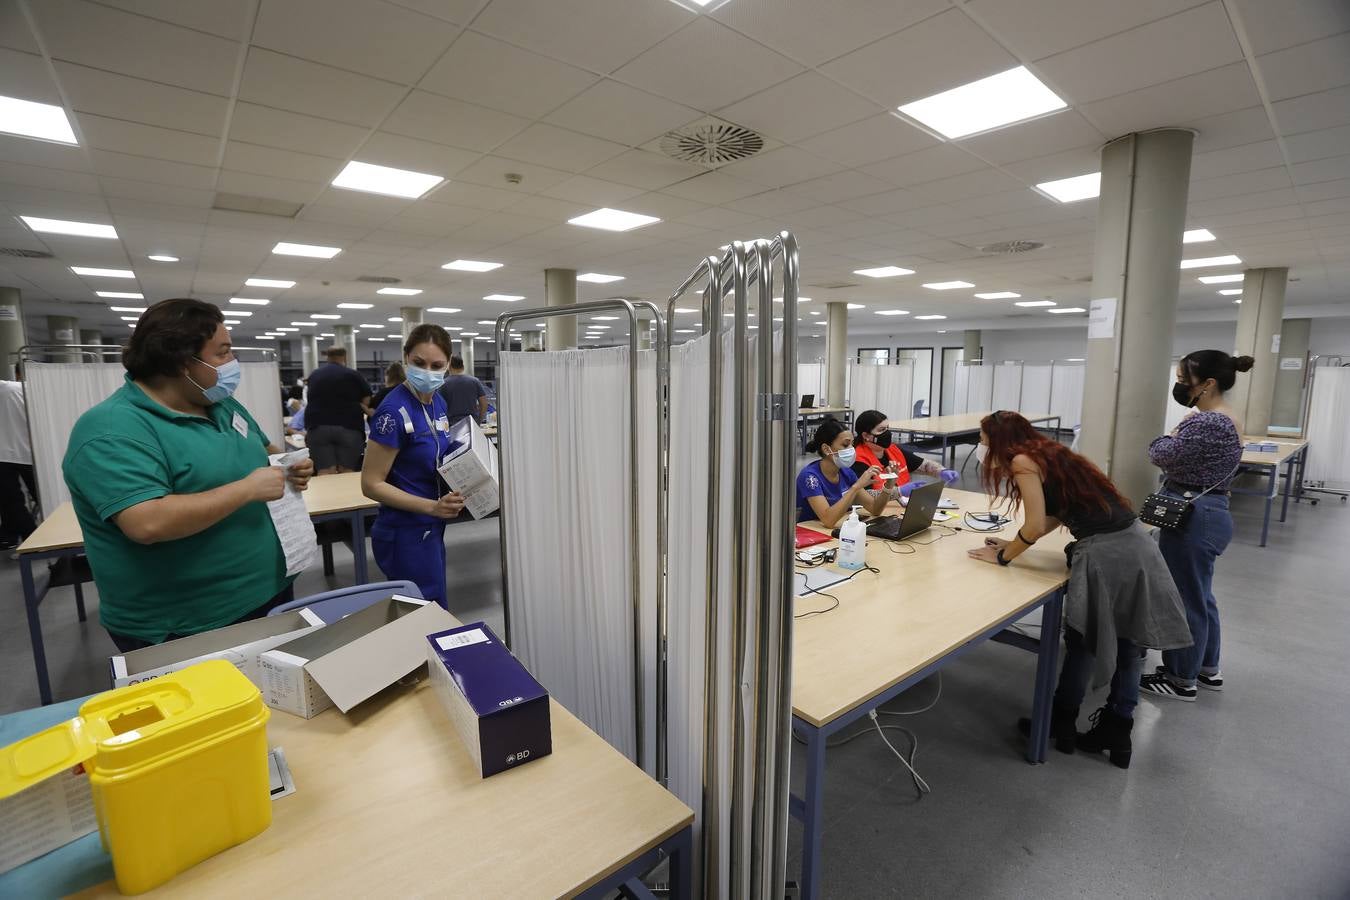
xmin=1149 ymin=411 xmax=1242 ymax=488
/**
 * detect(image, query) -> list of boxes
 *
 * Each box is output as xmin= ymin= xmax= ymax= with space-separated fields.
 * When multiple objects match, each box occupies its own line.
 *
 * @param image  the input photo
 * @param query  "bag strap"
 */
xmin=1190 ymin=461 xmax=1241 ymax=502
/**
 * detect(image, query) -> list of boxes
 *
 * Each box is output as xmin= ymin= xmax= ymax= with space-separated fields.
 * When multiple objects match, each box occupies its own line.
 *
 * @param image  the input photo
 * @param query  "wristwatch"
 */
xmin=996 ymin=548 xmax=1012 ymax=566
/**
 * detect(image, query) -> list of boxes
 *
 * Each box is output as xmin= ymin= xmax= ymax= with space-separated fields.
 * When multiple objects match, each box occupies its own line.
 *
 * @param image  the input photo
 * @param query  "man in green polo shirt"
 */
xmin=63 ymin=298 xmax=315 ymax=651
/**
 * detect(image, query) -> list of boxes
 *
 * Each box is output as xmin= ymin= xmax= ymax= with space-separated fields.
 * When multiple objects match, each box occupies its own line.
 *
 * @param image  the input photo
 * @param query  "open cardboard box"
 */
xmin=258 ymin=596 xmax=456 ymax=719
xmin=109 ymin=608 xmax=325 ymax=689
xmin=438 ymin=417 xmax=499 ymax=519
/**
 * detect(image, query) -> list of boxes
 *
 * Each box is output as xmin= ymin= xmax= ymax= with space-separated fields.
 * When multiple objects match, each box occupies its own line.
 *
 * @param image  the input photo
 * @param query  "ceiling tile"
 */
xmin=820 ymin=9 xmax=1016 ymax=108
xmin=384 ymin=0 xmax=487 ymax=25
xmin=95 ymin=0 xmax=253 ymax=40
xmin=783 ymin=169 xmax=897 ymax=203
xmin=383 ymin=91 xmax=528 ymax=154
xmin=1283 ymin=125 xmax=1350 ymax=164
xmin=215 ymin=170 xmax=321 ymax=204
xmin=613 ymin=17 xmax=803 ymax=112
xmin=625 ymin=191 xmax=708 ymax=220
xmin=453 ymin=154 xmax=572 ymax=193
xmin=1189 ymin=105 xmax=1276 ymax=152
xmin=495 ymin=124 xmax=628 ymax=173
xmin=471 ymin=0 xmax=691 ymax=73
xmin=222 ymin=140 xmax=342 ymax=183
xmin=796 ymin=113 xmax=938 ymax=169
xmin=724 ymin=188 xmax=831 ymax=218
xmin=0 ymin=161 xmax=102 ymax=195
xmin=0 ymin=48 xmax=62 ymax=105
xmin=907 ymin=168 xmax=1026 ymax=203
xmin=957 ymin=111 xmax=1104 ymax=166
xmin=585 ymin=149 xmax=705 ymax=190
xmin=545 ymin=80 xmax=699 ymax=147
xmin=717 ymin=72 xmax=879 ymax=144
xmin=419 ymin=31 xmax=598 ymax=119
xmin=1189 ymin=167 xmax=1292 ymax=201
xmin=91 ymin=149 xmax=216 ymax=189
xmin=239 ymin=48 xmax=406 ymax=127
xmin=1081 ymin=63 xmax=1261 ymax=136
xmin=1190 ymin=140 xmax=1285 ymax=179
xmin=862 ymin=144 xmax=987 ymax=188
xmin=77 ymin=113 xmax=220 ymax=167
xmin=1271 ymin=85 xmax=1350 ymax=135
xmin=0 ymin=0 xmax=40 ymax=53
xmin=1229 ymin=0 xmax=1350 ymax=55
xmin=716 ymin=146 xmax=841 ymax=189
xmin=837 ymin=187 xmax=924 ymax=217
xmin=227 ymin=102 xmax=369 ymax=158
xmin=967 ymin=0 xmax=1206 ymax=62
xmin=423 ymin=180 xmax=524 ymax=211
xmin=253 ymin=0 xmax=459 ymax=85
xmin=1256 ymin=33 xmax=1350 ymax=103
xmin=1290 ymin=155 xmax=1350 ymax=186
xmin=33 ymin=0 xmax=241 ymax=96
xmin=54 ymin=62 xmax=230 ymax=137
xmin=1037 ymin=2 xmax=1242 ymax=104
xmin=715 ymin=0 xmax=948 ymax=68
xmin=662 ymin=170 xmax=765 ymax=204
xmin=356 ymin=131 xmax=480 ymax=179
xmin=540 ymin=175 xmax=645 ymax=207
xmin=100 ymin=179 xmax=215 ymax=210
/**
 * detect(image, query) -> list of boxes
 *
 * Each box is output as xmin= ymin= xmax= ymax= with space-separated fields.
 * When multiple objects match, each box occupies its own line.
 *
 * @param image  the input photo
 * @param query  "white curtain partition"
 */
xmin=991 ymin=362 xmax=1023 ymax=411
xmin=25 ymin=360 xmax=283 ymax=517
xmin=1305 ymin=366 xmax=1350 ymax=491
xmin=498 ymin=347 xmax=659 ymax=768
xmin=952 ymin=363 xmax=994 ymax=414
xmin=1021 ymin=363 xmax=1053 ymax=416
xmin=846 ymin=360 xmax=914 ymax=419
xmin=1048 ymin=362 xmax=1085 ymax=429
xmin=796 ymin=362 xmax=824 ymax=404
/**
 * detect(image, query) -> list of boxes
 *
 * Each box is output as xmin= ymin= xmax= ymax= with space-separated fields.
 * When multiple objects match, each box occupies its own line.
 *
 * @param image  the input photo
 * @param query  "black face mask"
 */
xmin=871 ymin=430 xmax=893 ymax=449
xmin=1172 ymin=381 xmax=1197 ymax=408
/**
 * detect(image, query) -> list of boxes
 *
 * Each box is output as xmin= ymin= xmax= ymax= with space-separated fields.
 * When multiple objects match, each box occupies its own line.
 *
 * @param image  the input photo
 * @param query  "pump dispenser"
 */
xmin=837 ymin=505 xmax=867 ymax=570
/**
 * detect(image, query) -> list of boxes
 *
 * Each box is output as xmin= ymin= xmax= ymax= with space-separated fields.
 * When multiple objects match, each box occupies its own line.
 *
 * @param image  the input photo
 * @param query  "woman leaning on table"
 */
xmin=1138 ymin=351 xmax=1250 ymax=703
xmin=967 ymin=411 xmax=1190 ymax=769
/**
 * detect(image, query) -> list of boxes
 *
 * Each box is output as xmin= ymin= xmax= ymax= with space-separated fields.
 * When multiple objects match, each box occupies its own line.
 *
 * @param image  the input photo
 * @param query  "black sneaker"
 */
xmin=1196 ymin=670 xmax=1224 ymax=691
xmin=1140 ymin=672 xmax=1197 ymax=702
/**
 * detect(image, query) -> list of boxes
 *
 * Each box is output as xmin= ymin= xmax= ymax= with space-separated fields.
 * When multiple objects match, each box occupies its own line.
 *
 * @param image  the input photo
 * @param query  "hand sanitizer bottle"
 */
xmin=838 ymin=506 xmax=867 ymax=571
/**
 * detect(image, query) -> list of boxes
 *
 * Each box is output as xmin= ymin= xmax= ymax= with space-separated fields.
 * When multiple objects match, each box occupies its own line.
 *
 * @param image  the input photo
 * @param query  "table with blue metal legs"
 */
xmin=1231 ymin=439 xmax=1309 ymax=547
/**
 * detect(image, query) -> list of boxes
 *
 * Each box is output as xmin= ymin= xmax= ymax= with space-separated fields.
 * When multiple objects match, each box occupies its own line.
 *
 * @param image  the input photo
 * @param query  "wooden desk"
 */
xmin=1234 ymin=435 xmax=1310 ymax=547
xmin=797 ymin=406 xmax=852 ymax=450
xmin=790 ymin=488 xmax=1070 ymax=898
xmin=15 ymin=472 xmax=379 ymax=706
xmin=888 ymin=411 xmax=1062 ymax=467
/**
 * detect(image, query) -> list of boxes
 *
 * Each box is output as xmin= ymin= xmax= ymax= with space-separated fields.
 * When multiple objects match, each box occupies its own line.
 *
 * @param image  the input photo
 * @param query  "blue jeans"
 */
xmin=371 ymin=517 xmax=448 ymax=607
xmin=1157 ymin=491 xmax=1233 ymax=685
xmin=1054 ymin=628 xmax=1145 ymax=719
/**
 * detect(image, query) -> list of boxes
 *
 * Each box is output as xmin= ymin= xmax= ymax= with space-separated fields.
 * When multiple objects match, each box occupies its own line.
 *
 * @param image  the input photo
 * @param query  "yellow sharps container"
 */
xmin=0 ymin=660 xmax=272 ymax=894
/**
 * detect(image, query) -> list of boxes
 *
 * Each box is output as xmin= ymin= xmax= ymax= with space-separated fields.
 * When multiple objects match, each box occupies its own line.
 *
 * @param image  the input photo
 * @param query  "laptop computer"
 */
xmin=800 ymin=394 xmax=815 ymax=409
xmin=861 ymin=482 xmax=946 ymax=541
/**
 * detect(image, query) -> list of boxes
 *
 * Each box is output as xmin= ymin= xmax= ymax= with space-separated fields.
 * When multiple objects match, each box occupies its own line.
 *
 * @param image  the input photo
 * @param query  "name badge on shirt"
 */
xmin=231 ymin=411 xmax=249 ymax=439
xmin=435 ymin=416 xmax=449 ymax=432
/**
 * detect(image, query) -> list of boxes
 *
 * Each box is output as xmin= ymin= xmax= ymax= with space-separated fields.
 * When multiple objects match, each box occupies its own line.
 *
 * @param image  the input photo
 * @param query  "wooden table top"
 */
xmin=1239 ymin=435 xmax=1309 ymax=467
xmin=74 ymin=653 xmax=693 ymax=897
xmin=800 ymin=406 xmax=851 ymax=416
xmin=792 ymin=487 xmax=1071 ymax=728
xmin=886 ymin=411 xmax=1056 ymax=436
xmin=18 ymin=472 xmax=377 ymax=556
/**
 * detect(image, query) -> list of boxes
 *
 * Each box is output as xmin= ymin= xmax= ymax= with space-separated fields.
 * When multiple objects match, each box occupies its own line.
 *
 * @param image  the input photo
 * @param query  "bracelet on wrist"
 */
xmin=996 ymin=548 xmax=1012 ymax=566
xmin=1016 ymin=528 xmax=1037 ymax=546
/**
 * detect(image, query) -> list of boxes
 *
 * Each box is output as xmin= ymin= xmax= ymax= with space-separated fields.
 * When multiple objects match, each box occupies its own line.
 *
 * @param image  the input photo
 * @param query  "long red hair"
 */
xmin=978 ymin=411 xmax=1131 ymax=515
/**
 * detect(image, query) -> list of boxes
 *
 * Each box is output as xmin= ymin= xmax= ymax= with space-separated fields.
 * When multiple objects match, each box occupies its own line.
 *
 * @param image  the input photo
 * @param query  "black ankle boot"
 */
xmin=1076 ymin=706 xmax=1133 ymax=769
xmin=1016 ymin=704 xmax=1079 ymax=754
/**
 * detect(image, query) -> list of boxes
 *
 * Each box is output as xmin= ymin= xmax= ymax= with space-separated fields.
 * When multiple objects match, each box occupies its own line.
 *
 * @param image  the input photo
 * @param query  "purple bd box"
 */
xmin=426 ymin=622 xmax=552 ymax=777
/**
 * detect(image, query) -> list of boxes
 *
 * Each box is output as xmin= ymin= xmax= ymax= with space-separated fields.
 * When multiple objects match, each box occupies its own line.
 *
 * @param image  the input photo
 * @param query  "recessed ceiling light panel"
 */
xmin=484 ymin=294 xmax=524 ymax=302
xmin=97 ymin=291 xmax=143 ymax=299
xmin=1218 ymin=289 xmax=1243 ymax=296
xmin=1047 ymin=307 xmax=1086 ymax=314
xmin=230 ymin=297 xmax=270 ymax=306
xmin=922 ymin=281 xmax=974 ymax=290
xmin=1198 ymin=274 xmax=1244 ymax=284
xmin=377 ymin=287 xmax=422 ymax=295
xmin=914 ymin=314 xmax=947 ymax=320
xmin=975 ymin=291 xmax=1020 ymax=300
xmin=875 ymin=309 xmax=909 ymax=316
xmin=20 ymin=216 xmax=117 ymax=239
xmin=311 ymin=314 xmax=341 ymax=319
xmin=245 ymin=277 xmax=295 ymax=288
xmin=331 ymin=160 xmax=444 ymax=199
xmin=426 ymin=307 xmax=462 ymax=313
xmin=854 ymin=266 xmax=915 ymax=278
xmin=442 ymin=259 xmax=503 ymax=272
xmin=567 ymin=207 xmax=660 ymax=232
xmin=1015 ymin=300 xmax=1057 ymax=307
xmin=1179 ymin=255 xmax=1242 ymax=269
xmin=0 ymin=94 xmax=77 ymax=144
xmin=1182 ymin=228 xmax=1215 ymax=243
xmin=272 ymin=241 xmax=341 ymax=258
xmin=577 ymin=272 xmax=625 ymax=283
xmin=70 ymin=266 xmax=134 ymax=278
xmin=1036 ymin=172 xmax=1100 ymax=203
xmin=148 ymin=254 xmax=179 ymax=262
xmin=897 ymin=66 xmax=1067 ymax=140
xmin=336 ymin=302 xmax=373 ymax=309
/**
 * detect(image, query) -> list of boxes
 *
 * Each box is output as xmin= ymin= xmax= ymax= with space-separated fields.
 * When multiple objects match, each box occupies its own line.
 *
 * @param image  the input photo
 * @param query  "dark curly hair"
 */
xmin=122 ymin=298 xmax=224 ymax=380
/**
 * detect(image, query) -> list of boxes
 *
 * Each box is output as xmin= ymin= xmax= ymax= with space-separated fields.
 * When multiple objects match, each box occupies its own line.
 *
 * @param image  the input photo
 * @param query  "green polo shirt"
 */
xmin=63 ymin=376 xmax=291 ymax=643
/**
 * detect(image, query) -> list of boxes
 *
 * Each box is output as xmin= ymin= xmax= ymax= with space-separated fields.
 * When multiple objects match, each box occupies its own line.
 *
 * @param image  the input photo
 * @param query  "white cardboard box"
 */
xmin=108 ymin=608 xmax=324 ymax=690
xmin=257 ymin=596 xmax=457 ymax=719
xmin=437 ymin=417 xmax=499 ymax=519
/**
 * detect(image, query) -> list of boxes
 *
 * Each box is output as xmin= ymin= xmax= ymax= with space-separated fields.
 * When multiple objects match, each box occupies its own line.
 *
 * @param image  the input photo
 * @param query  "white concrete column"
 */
xmin=1080 ymin=128 xmax=1195 ymax=505
xmin=825 ymin=301 xmax=848 ymax=407
xmin=1270 ymin=317 xmax=1310 ymax=429
xmin=400 ymin=306 xmax=423 ymax=344
xmin=333 ymin=324 xmax=357 ymax=367
xmin=963 ymin=329 xmax=982 ymax=364
xmin=301 ymin=333 xmax=320 ymax=373
xmin=79 ymin=329 xmax=104 ymax=362
xmin=545 ymin=268 xmax=577 ymax=351
xmin=637 ymin=319 xmax=653 ymax=351
xmin=459 ymin=338 xmax=475 ymax=375
xmin=1230 ymin=267 xmax=1288 ymax=436
xmin=521 ymin=331 xmax=544 ymax=351
xmin=0 ymin=286 xmax=25 ymax=378
xmin=47 ymin=315 xmax=79 ymax=362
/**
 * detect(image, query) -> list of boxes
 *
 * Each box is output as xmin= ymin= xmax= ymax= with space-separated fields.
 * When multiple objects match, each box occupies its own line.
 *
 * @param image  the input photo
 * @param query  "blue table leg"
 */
xmin=942 ymin=433 xmax=950 ymax=468
xmin=74 ymin=582 xmax=87 ymax=622
xmin=1027 ymin=589 xmax=1063 ymax=764
xmin=1279 ymin=456 xmax=1295 ymax=522
xmin=798 ymin=719 xmax=828 ymax=900
xmin=667 ymin=825 xmax=692 ymax=900
xmin=351 ymin=510 xmax=368 ymax=584
xmin=1260 ymin=464 xmax=1275 ymax=547
xmin=20 ymin=556 xmax=52 ymax=706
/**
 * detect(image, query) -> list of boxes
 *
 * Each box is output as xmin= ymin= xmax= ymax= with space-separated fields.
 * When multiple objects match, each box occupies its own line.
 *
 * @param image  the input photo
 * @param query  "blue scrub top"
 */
xmin=369 ymin=384 xmax=454 ymax=528
xmin=795 ymin=459 xmax=858 ymax=522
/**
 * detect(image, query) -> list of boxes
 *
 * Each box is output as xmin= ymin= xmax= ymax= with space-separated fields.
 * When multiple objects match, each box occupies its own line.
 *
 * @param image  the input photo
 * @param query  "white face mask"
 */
xmin=975 ymin=443 xmax=989 ymax=465
xmin=832 ymin=445 xmax=856 ymax=468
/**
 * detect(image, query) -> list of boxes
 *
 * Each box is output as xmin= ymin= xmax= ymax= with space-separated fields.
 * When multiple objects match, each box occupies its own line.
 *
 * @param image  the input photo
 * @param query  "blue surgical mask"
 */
xmin=832 ymin=446 xmax=856 ymax=468
xmin=406 ymin=364 xmax=445 ymax=395
xmin=190 ymin=356 xmax=241 ymax=404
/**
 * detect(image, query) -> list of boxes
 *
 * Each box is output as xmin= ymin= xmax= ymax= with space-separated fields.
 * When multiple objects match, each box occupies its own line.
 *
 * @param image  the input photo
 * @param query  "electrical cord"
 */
xmin=962 ymin=511 xmax=1011 ymax=532
xmin=794 ymin=561 xmax=880 ymax=619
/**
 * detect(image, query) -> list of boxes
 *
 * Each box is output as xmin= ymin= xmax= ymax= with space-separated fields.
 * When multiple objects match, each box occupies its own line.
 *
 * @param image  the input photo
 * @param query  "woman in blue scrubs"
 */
xmin=361 ymin=323 xmax=464 ymax=606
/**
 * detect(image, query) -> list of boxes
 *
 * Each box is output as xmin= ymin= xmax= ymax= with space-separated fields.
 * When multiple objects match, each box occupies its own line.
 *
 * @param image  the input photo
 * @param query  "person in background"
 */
xmin=62 ymin=298 xmax=314 ymax=651
xmin=796 ymin=417 xmax=890 ymax=527
xmin=438 ymin=355 xmax=488 ymax=425
xmin=0 ymin=361 xmax=37 ymax=551
xmin=361 ymin=324 xmax=464 ymax=606
xmin=851 ymin=409 xmax=959 ymax=499
xmin=372 ymin=361 xmax=406 ymax=409
xmin=968 ymin=411 xmax=1190 ymax=769
xmin=304 ymin=346 xmax=372 ymax=475
xmin=1140 ymin=351 xmax=1251 ymax=702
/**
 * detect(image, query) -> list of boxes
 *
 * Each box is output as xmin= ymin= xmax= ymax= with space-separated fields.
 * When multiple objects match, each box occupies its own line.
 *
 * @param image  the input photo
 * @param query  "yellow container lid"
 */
xmin=0 ymin=660 xmax=267 ymax=798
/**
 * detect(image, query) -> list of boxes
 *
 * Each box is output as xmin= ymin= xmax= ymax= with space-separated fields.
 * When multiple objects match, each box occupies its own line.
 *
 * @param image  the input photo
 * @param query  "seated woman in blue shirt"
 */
xmin=361 ymin=323 xmax=464 ymax=606
xmin=796 ymin=418 xmax=889 ymax=527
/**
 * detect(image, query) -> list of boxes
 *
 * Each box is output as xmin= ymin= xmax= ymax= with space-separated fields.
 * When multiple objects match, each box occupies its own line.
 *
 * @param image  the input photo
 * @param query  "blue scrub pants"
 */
xmin=371 ymin=516 xmax=447 ymax=607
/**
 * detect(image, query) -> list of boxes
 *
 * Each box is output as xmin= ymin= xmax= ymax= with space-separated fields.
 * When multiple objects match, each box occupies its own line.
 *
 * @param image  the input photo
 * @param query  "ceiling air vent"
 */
xmin=0 ymin=247 xmax=53 ymax=259
xmin=212 ymin=192 xmax=304 ymax=218
xmin=355 ymin=275 xmax=402 ymax=285
xmin=977 ymin=240 xmax=1044 ymax=255
xmin=654 ymin=116 xmax=771 ymax=167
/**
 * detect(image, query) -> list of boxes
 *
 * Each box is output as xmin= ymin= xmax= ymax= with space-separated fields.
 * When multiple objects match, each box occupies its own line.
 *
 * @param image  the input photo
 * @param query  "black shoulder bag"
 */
xmin=1139 ymin=463 xmax=1239 ymax=531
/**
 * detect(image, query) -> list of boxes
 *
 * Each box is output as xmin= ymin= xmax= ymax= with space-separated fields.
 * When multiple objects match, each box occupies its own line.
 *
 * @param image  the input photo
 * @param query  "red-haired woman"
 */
xmin=967 ymin=411 xmax=1190 ymax=769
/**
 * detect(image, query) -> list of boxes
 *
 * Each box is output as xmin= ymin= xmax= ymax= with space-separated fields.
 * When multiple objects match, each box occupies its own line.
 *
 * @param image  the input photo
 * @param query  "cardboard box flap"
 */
xmin=304 ymin=601 xmax=456 ymax=713
xmin=112 ymin=609 xmax=322 ymax=677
